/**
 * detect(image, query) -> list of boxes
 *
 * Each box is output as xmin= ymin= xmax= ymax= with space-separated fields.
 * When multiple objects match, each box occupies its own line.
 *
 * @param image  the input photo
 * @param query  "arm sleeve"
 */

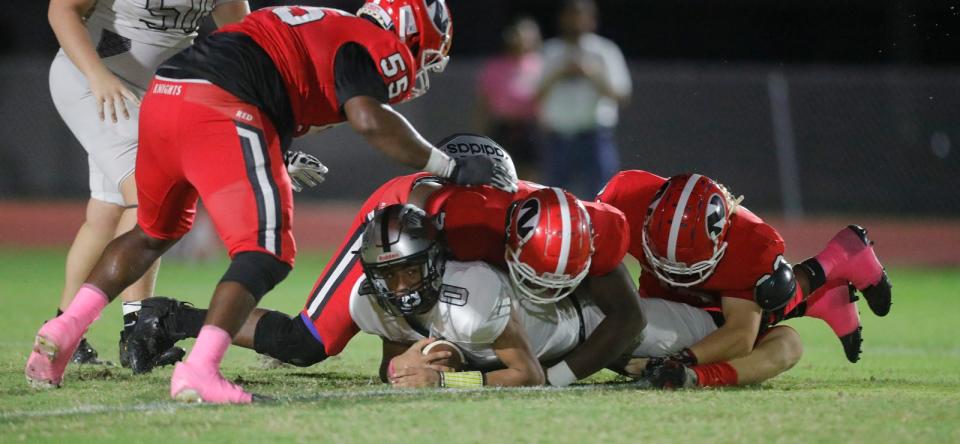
xmin=334 ymin=42 xmax=389 ymax=110
xmin=583 ymin=201 xmax=629 ymax=276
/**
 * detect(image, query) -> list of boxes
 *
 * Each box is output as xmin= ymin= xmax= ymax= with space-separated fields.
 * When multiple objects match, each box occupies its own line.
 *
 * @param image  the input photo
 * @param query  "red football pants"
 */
xmin=137 ymin=76 xmax=295 ymax=265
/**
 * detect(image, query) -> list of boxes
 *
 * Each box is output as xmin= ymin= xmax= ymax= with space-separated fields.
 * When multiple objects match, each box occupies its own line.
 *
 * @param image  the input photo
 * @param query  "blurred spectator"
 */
xmin=537 ymin=0 xmax=631 ymax=199
xmin=475 ymin=17 xmax=543 ymax=180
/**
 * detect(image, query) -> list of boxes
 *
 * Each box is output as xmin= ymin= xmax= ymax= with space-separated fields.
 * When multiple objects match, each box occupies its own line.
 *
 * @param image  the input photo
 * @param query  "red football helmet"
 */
xmin=642 ymin=173 xmax=741 ymax=287
xmin=505 ymin=187 xmax=594 ymax=304
xmin=358 ymin=0 xmax=453 ymax=99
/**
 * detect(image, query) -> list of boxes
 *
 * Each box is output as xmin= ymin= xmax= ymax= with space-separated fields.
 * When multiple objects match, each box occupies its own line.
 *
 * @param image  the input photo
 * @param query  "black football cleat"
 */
xmin=120 ymin=328 xmax=185 ymax=370
xmin=126 ymin=297 xmax=194 ymax=374
xmin=71 ymin=338 xmax=113 ymax=366
xmin=119 ymin=329 xmax=133 ymax=369
xmin=861 ymin=272 xmax=892 ymax=317
xmin=646 ymin=360 xmax=696 ymax=390
xmin=839 ymin=325 xmax=863 ymax=364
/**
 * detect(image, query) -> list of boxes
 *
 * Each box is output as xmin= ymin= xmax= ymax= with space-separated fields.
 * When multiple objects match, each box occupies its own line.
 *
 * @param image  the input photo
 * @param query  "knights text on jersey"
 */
xmin=598 ymin=169 xmax=787 ymax=306
xmin=217 ymin=6 xmax=417 ymax=137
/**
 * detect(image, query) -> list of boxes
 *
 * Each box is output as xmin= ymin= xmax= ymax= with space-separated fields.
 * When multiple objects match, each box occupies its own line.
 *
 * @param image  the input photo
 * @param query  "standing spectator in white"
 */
xmin=46 ymin=0 xmax=250 ymax=365
xmin=536 ymin=0 xmax=631 ymax=199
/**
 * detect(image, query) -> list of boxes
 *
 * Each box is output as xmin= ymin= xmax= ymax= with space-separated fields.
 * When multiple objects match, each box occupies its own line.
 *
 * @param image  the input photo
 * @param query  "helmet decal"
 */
xmin=424 ymin=0 xmax=450 ymax=33
xmin=705 ymin=193 xmax=726 ymax=240
xmin=399 ymin=5 xmax=417 ymax=40
xmin=358 ymin=3 xmax=393 ymax=30
xmin=515 ymin=198 xmax=540 ymax=243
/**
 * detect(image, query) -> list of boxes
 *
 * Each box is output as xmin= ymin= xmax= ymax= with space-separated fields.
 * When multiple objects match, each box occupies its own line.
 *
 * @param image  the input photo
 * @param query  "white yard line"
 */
xmin=0 ymin=401 xmax=192 ymax=420
xmin=0 ymin=383 xmax=640 ymax=421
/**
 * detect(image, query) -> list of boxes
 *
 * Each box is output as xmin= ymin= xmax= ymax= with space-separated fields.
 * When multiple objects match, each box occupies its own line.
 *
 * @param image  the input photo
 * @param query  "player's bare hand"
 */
xmin=88 ymin=67 xmax=140 ymax=123
xmin=390 ymin=338 xmax=452 ymax=375
xmin=391 ymin=365 xmax=441 ymax=388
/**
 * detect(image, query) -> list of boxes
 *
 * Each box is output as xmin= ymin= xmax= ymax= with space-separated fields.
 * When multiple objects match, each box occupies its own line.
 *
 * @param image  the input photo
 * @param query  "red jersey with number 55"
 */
xmin=218 ymin=6 xmax=416 ymax=137
xmin=597 ymin=170 xmax=787 ymax=309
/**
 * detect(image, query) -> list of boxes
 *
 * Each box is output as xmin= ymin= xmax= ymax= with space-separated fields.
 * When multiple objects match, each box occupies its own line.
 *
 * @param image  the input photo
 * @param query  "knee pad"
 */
xmin=253 ymin=311 xmax=327 ymax=367
xmin=754 ymin=257 xmax=798 ymax=312
xmin=220 ymin=252 xmax=291 ymax=302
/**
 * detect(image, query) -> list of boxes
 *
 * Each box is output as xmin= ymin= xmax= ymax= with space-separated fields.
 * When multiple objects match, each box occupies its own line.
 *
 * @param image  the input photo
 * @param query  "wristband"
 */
xmin=439 ymin=371 xmax=484 ymax=388
xmin=546 ymin=361 xmax=577 ymax=387
xmin=423 ymin=148 xmax=456 ymax=178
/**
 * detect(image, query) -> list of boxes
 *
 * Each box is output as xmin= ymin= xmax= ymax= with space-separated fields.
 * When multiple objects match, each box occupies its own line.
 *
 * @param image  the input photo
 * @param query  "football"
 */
xmin=422 ymin=340 xmax=466 ymax=371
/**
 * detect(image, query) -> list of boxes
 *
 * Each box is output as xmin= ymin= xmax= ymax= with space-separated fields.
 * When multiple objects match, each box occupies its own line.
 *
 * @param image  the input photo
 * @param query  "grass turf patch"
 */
xmin=1 ymin=248 xmax=959 ymax=443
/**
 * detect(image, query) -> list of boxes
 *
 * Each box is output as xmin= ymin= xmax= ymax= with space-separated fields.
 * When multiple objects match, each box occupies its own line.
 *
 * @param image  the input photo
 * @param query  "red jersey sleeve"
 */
xmin=233 ymin=7 xmax=417 ymax=135
xmin=433 ymin=188 xmax=513 ymax=268
xmin=365 ymin=38 xmax=417 ymax=104
xmin=582 ymin=201 xmax=629 ymax=276
xmin=707 ymin=208 xmax=787 ymax=299
xmin=595 ymin=170 xmax=668 ymax=262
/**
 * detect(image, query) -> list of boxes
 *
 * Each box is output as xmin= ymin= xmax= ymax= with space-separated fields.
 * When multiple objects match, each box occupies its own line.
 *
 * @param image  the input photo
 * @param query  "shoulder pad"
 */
xmin=753 ymin=256 xmax=797 ymax=311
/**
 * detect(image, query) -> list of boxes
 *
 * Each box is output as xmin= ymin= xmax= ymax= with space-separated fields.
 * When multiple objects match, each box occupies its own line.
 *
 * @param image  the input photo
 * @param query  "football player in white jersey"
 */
xmin=46 ymin=0 xmax=255 ymax=367
xmin=353 ymin=203 xmax=716 ymax=388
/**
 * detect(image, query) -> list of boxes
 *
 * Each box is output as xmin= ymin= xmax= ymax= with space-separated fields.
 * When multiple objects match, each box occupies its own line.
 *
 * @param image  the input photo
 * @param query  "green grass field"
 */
xmin=1 ymin=248 xmax=959 ymax=443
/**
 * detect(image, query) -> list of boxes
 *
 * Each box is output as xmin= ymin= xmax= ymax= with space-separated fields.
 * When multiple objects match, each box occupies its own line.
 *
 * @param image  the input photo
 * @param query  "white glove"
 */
xmin=284 ymin=150 xmax=328 ymax=192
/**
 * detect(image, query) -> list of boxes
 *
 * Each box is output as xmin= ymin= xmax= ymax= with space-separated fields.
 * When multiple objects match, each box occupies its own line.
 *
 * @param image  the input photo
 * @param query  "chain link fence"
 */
xmin=1 ymin=57 xmax=957 ymax=216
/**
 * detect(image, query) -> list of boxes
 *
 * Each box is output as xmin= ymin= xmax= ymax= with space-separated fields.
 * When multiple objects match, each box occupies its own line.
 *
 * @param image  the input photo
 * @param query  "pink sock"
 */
xmin=186 ymin=325 xmax=232 ymax=369
xmin=62 ymin=284 xmax=109 ymax=326
xmin=805 ymin=285 xmax=859 ymax=337
xmin=813 ymin=241 xmax=844 ymax=279
xmin=814 ymin=228 xmax=869 ymax=281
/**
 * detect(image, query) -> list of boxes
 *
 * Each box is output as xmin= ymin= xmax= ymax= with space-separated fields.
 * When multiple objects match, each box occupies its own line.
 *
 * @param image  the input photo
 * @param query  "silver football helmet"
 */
xmin=359 ymin=204 xmax=445 ymax=316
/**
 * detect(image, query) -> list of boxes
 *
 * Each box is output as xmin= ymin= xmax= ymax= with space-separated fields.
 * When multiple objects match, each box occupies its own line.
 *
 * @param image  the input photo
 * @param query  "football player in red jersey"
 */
xmin=26 ymin=1 xmax=522 ymax=404
xmin=127 ymin=134 xmax=644 ymax=387
xmin=597 ymin=170 xmax=892 ymax=388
